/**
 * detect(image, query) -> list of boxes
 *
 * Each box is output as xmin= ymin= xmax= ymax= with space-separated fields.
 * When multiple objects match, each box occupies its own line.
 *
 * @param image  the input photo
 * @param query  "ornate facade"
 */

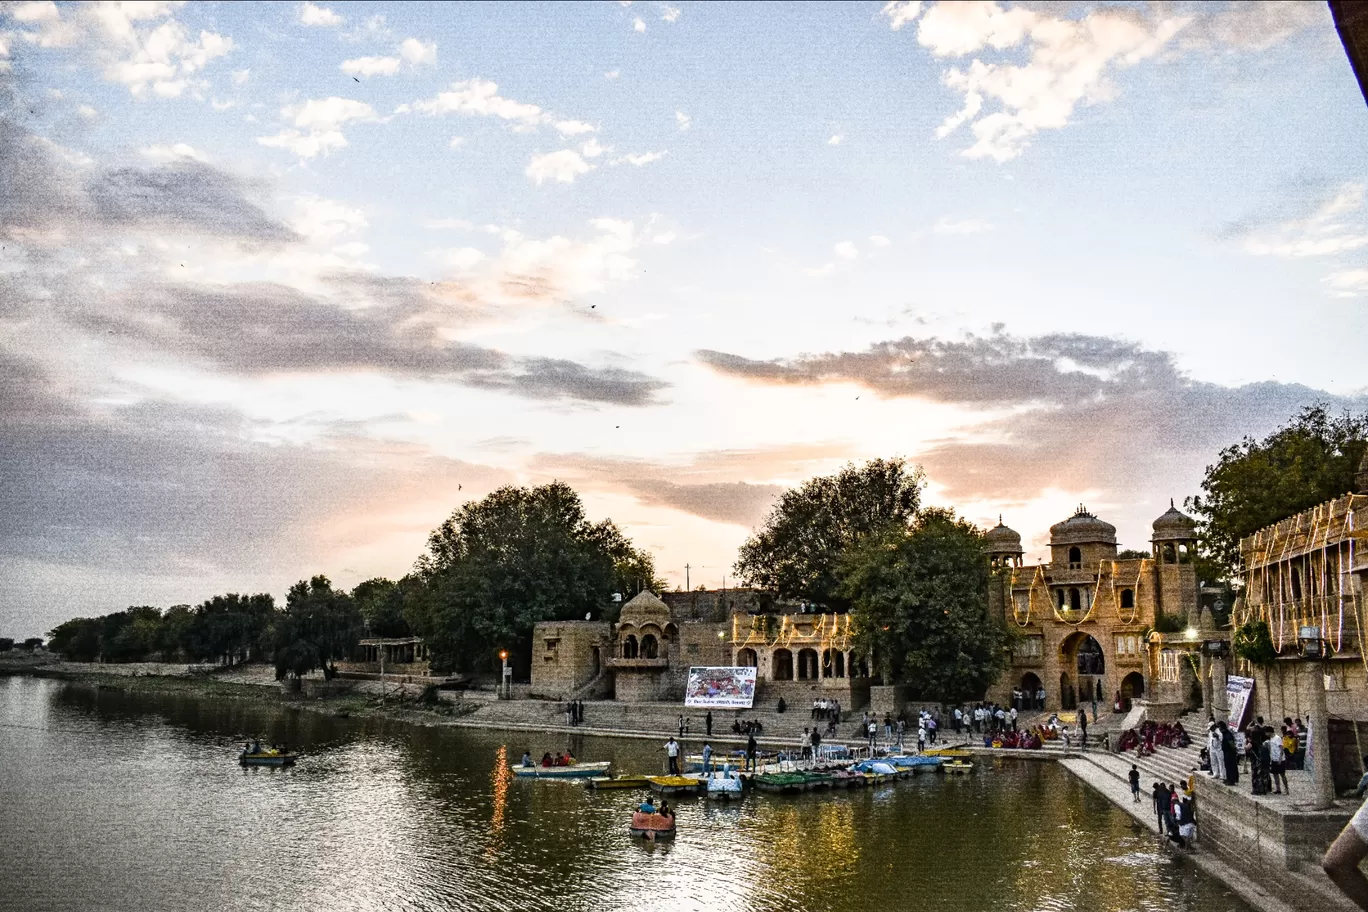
xmin=987 ymin=504 xmax=1200 ymax=713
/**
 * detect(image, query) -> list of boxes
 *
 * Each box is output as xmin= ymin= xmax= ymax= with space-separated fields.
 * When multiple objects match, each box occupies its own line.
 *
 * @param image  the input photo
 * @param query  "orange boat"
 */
xmin=629 ymin=811 xmax=677 ymax=840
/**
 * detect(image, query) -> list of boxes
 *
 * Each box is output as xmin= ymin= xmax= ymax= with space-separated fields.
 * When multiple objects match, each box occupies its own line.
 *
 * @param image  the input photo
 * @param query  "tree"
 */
xmin=21 ymin=638 xmax=43 ymax=651
xmin=272 ymin=575 xmax=362 ymax=680
xmin=1117 ymin=549 xmax=1150 ymax=560
xmin=410 ymin=482 xmax=654 ymax=675
xmin=840 ymin=508 xmax=1006 ymax=701
xmin=589 ymin=519 xmax=667 ymax=621
xmin=352 ymin=577 xmax=411 ymax=638
xmin=187 ymin=594 xmax=276 ymax=665
xmin=735 ymin=458 xmax=924 ymax=610
xmin=0 ymin=638 xmax=12 ymax=652
xmin=47 ymin=618 xmax=100 ymax=661
xmin=1189 ymin=404 xmax=1368 ymax=580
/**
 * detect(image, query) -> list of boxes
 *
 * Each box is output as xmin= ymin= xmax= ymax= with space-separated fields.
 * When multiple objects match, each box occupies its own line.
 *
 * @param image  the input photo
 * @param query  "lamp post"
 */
xmin=1300 ymin=625 xmax=1335 ymax=809
xmin=499 ymin=650 xmax=510 ymax=701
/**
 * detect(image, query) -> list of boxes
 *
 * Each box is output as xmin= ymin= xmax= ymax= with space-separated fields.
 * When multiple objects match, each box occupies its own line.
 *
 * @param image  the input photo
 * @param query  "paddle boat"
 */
xmin=851 ymin=759 xmax=898 ymax=784
xmin=648 ymin=775 xmax=706 ymax=795
xmin=629 ymin=810 xmax=677 ymax=840
xmin=586 ymin=775 xmax=650 ymax=790
xmin=942 ymin=760 xmax=974 ymax=775
xmin=885 ymin=754 xmax=943 ymax=774
xmin=705 ymin=769 xmax=743 ymax=801
xmin=239 ymin=746 xmax=296 ymax=767
xmin=511 ymin=760 xmax=611 ymax=779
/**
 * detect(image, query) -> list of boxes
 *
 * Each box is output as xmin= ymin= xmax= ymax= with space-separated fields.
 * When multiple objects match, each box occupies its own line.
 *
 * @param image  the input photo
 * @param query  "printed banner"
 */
xmin=1226 ymin=675 xmax=1255 ymax=730
xmin=684 ymin=666 xmax=757 ymax=708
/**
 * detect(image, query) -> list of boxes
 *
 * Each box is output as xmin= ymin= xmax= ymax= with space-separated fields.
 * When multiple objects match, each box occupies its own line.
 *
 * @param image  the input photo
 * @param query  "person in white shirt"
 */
xmin=664 ymin=737 xmax=681 ymax=775
xmin=800 ymin=728 xmax=812 ymax=761
xmin=1324 ymin=793 xmax=1368 ymax=909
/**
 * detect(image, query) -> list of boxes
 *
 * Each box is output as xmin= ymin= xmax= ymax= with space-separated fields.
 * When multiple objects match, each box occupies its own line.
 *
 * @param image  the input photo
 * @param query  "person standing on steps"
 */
xmin=1077 ymin=707 xmax=1088 ymax=750
xmin=745 ymin=732 xmax=757 ymax=772
xmin=1129 ymin=764 xmax=1141 ymax=802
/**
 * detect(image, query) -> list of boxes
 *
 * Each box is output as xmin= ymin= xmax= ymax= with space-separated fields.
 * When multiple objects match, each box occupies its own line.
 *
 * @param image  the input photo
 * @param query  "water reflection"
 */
xmin=0 ymin=677 xmax=1250 ymax=912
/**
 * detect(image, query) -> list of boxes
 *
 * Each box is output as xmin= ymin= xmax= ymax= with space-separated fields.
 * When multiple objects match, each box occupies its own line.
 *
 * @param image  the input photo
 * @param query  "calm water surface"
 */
xmin=0 ymin=677 xmax=1250 ymax=912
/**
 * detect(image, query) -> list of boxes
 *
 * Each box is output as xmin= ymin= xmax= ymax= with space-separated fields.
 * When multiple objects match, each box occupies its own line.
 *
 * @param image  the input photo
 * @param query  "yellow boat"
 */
xmin=587 ymin=775 xmax=650 ymax=790
xmin=942 ymin=760 xmax=974 ymax=774
xmin=924 ymin=748 xmax=971 ymax=758
xmin=648 ymin=775 xmax=706 ymax=795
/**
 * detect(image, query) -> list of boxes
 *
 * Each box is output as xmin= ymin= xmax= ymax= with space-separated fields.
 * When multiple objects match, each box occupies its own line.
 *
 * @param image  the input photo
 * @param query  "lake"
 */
xmin=0 ymin=676 xmax=1251 ymax=912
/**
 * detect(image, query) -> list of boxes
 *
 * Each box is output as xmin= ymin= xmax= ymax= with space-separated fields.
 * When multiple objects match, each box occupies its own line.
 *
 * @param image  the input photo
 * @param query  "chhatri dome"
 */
xmin=1151 ymin=499 xmax=1197 ymax=543
xmin=1049 ymin=505 xmax=1117 ymax=546
xmin=984 ymin=517 xmax=1024 ymax=555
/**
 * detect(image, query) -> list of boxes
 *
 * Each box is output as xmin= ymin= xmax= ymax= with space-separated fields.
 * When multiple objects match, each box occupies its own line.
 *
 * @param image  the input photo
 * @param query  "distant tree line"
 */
xmin=39 ymin=480 xmax=665 ymax=681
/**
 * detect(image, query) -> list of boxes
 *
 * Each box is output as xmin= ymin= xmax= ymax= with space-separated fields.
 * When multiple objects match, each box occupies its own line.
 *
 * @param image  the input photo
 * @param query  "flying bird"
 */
xmin=353 ymin=76 xmax=360 ymax=83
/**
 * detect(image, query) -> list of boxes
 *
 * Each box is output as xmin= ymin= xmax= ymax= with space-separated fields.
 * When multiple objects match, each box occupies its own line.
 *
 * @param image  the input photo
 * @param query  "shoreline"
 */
xmin=2 ymin=661 xmax=1346 ymax=912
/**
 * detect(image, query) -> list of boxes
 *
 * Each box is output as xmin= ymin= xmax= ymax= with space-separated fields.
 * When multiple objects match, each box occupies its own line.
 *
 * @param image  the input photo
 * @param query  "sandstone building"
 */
xmin=987 ymin=503 xmax=1201 ymax=714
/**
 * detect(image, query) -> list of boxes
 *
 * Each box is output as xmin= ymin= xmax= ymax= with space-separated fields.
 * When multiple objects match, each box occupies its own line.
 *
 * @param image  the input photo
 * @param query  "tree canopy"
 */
xmin=272 ymin=575 xmax=363 ymax=680
xmin=841 ymin=508 xmax=1006 ymax=701
xmin=734 ymin=458 xmax=924 ymax=611
xmin=1188 ymin=404 xmax=1368 ymax=579
xmin=408 ymin=481 xmax=661 ymax=675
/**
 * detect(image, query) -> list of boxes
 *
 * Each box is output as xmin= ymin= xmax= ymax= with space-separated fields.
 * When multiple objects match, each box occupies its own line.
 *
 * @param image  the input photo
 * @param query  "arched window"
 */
xmin=822 ymin=649 xmax=833 ymax=678
xmin=1120 ymin=588 xmax=1135 ymax=609
xmin=1076 ymin=636 xmax=1105 ymax=676
xmin=622 ymin=635 xmax=638 ymax=659
xmin=641 ymin=634 xmax=659 ymax=659
xmin=1069 ymin=589 xmax=1081 ymax=612
xmin=736 ymin=647 xmax=757 ymax=667
xmin=798 ymin=648 xmax=818 ymax=680
xmin=1057 ymin=590 xmax=1066 ymax=608
xmin=1162 ymin=543 xmax=1177 ymax=564
xmin=772 ymin=649 xmax=793 ymax=680
xmin=1068 ymin=546 xmax=1081 ymax=566
xmin=834 ymin=651 xmax=845 ymax=678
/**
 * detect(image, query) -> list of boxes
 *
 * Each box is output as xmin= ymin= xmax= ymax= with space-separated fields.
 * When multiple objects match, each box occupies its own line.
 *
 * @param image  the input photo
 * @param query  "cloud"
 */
xmin=340 ymin=55 xmax=400 ymax=76
xmin=869 ymin=235 xmax=891 ymax=247
xmin=660 ymin=5 xmax=681 ymax=23
xmin=605 ymin=69 xmax=620 ymax=80
xmin=527 ymin=149 xmax=592 ymax=184
xmin=896 ymin=2 xmax=1189 ymax=162
xmin=675 ymin=110 xmax=691 ymax=130
xmin=834 ymin=241 xmax=858 ymax=260
xmin=448 ymin=136 xmax=465 ymax=148
xmin=258 ymin=96 xmax=378 ymax=159
xmin=634 ymin=17 xmax=646 ymax=32
xmin=6 ymin=2 xmax=236 ymax=98
xmin=882 ymin=1 xmax=924 ymax=32
xmin=1228 ymin=182 xmax=1368 ymax=258
xmin=0 ymin=118 xmax=296 ymax=243
xmin=828 ymin=134 xmax=844 ymax=145
xmin=299 ymin=3 xmax=343 ymax=27
xmin=1324 ymin=269 xmax=1368 ymax=297
xmin=399 ymin=38 xmax=437 ymax=64
xmin=555 ymin=119 xmax=597 ymax=137
xmin=139 ymin=142 xmax=208 ymax=163
xmin=410 ymin=78 xmax=548 ymax=129
xmin=1177 ymin=0 xmax=1326 ymax=52
xmin=697 ymin=328 xmax=1368 ymax=506
xmin=612 ymin=150 xmax=666 ymax=167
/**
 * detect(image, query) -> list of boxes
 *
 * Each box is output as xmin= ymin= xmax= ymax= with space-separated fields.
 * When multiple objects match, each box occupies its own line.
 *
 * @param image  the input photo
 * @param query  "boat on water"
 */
xmin=587 ymin=775 xmax=650 ymax=790
xmin=704 ymin=770 xmax=743 ymax=801
xmin=629 ymin=811 xmax=677 ymax=840
xmin=511 ymin=761 xmax=611 ymax=779
xmin=239 ymin=749 xmax=296 ymax=767
xmin=648 ymin=775 xmax=706 ymax=795
xmin=942 ymin=760 xmax=974 ymax=774
xmin=851 ymin=759 xmax=898 ymax=783
xmin=885 ymin=755 xmax=943 ymax=774
xmin=752 ymin=771 xmax=833 ymax=793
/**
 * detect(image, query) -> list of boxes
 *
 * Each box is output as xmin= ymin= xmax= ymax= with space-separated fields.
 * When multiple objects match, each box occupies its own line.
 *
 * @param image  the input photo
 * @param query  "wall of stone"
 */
xmin=529 ymin=621 xmax=611 ymax=699
xmin=615 ymin=669 xmax=668 ymax=702
xmin=1191 ymin=773 xmax=1351 ymax=877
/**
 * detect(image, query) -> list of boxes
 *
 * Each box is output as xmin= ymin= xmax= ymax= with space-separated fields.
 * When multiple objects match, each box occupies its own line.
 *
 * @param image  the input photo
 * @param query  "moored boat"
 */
xmin=587 ymin=775 xmax=650 ymax=790
xmin=648 ymin=775 xmax=706 ymax=795
xmin=942 ymin=760 xmax=974 ymax=774
xmin=705 ymin=770 xmax=743 ymax=801
xmin=629 ymin=811 xmax=677 ymax=839
xmin=239 ymin=750 xmax=296 ymax=767
xmin=511 ymin=761 xmax=611 ymax=779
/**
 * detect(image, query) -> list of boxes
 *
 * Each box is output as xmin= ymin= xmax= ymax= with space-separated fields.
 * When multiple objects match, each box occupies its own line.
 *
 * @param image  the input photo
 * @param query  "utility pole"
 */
xmin=685 ymin=563 xmax=690 ymax=591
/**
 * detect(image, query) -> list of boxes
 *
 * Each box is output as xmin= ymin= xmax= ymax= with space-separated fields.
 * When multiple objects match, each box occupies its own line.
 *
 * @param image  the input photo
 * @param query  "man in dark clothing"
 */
xmin=1129 ymin=765 xmax=1141 ymax=802
xmin=745 ymin=733 xmax=758 ymax=772
xmin=1152 ymin=782 xmax=1168 ymax=831
xmin=1078 ymin=708 xmax=1088 ymax=748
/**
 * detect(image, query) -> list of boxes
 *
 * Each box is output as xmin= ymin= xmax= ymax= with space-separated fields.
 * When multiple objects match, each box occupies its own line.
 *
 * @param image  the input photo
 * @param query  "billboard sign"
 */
xmin=684 ymin=666 xmax=757 ymax=708
xmin=1226 ymin=674 xmax=1255 ymax=729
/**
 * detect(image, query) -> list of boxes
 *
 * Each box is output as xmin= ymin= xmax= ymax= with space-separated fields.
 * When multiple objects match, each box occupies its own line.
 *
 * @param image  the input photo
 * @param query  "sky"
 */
xmin=2 ymin=0 xmax=1367 ymax=639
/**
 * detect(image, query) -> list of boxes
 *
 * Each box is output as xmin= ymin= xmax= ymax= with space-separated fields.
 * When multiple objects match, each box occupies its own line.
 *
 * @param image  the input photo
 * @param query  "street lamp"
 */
xmin=499 ymin=649 xmax=510 ymax=700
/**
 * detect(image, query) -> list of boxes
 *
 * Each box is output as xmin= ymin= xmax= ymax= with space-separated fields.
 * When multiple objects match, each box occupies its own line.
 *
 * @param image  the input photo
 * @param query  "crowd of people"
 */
xmin=1118 ymin=720 xmax=1191 ymax=755
xmin=1196 ymin=715 xmax=1304 ymax=796
xmin=521 ymin=749 xmax=577 ymax=767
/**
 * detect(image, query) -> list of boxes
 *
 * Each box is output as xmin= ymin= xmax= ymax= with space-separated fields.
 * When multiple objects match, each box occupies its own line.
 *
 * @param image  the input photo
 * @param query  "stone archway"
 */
xmin=772 ymin=649 xmax=793 ymax=680
xmin=1060 ymin=671 xmax=1075 ymax=710
xmin=736 ymin=647 xmax=757 ymax=667
xmin=797 ymin=648 xmax=818 ymax=680
xmin=1020 ymin=672 xmax=1042 ymax=710
xmin=1120 ymin=671 xmax=1145 ymax=711
xmin=1061 ymin=632 xmax=1105 ymax=712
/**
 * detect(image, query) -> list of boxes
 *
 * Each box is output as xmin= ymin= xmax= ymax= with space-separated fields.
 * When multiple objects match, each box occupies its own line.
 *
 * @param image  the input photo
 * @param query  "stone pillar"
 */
xmin=1200 ymin=653 xmax=1212 ymax=718
xmin=1307 ymin=662 xmax=1335 ymax=810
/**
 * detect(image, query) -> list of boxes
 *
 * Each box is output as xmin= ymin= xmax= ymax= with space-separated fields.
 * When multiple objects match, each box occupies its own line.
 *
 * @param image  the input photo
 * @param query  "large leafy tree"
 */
xmin=410 ymin=482 xmax=658 ymax=675
xmin=1189 ymin=405 xmax=1368 ymax=580
xmin=841 ymin=508 xmax=1006 ymax=701
xmin=188 ymin=593 xmax=277 ymax=665
xmin=273 ymin=575 xmax=363 ymax=680
xmin=352 ymin=577 xmax=411 ymax=638
xmin=734 ymin=458 xmax=924 ymax=610
xmin=47 ymin=617 xmax=102 ymax=661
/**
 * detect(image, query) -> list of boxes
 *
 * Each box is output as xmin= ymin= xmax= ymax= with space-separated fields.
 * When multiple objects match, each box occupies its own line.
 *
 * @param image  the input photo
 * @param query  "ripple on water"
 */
xmin=0 ymin=677 xmax=1253 ymax=912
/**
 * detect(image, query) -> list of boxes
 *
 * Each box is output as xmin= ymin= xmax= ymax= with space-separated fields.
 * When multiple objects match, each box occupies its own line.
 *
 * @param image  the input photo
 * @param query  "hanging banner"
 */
xmin=1226 ymin=675 xmax=1255 ymax=729
xmin=684 ymin=666 xmax=757 ymax=708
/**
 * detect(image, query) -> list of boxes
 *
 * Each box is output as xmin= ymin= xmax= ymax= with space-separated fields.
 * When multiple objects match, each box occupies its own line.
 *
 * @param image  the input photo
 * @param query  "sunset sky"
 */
xmin=3 ymin=1 xmax=1367 ymax=638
